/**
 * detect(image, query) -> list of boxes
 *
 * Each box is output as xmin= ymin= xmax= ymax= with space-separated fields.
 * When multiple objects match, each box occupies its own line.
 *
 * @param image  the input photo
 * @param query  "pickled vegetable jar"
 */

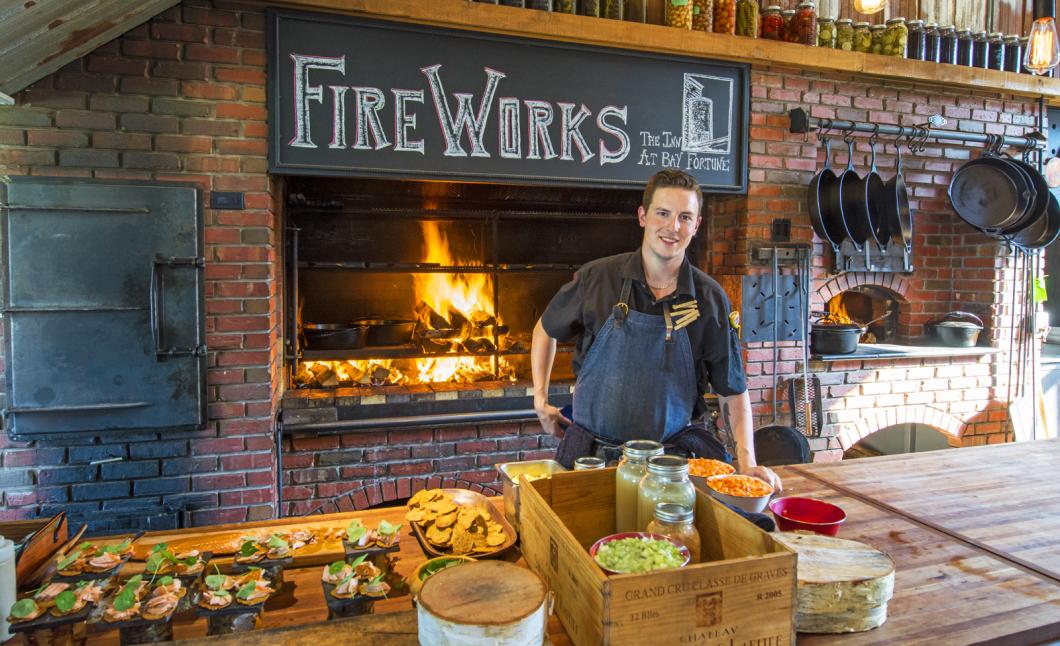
xmin=647 ymin=503 xmax=701 ymax=564
xmin=637 ymin=456 xmax=695 ymax=531
xmin=761 ymin=6 xmax=783 ymax=40
xmin=853 ymin=22 xmax=872 ymax=53
xmin=987 ymin=32 xmax=1005 ymax=70
xmin=972 ymin=30 xmax=989 ymax=68
xmin=553 ymin=0 xmax=575 ymax=12
xmin=475 ymin=0 xmax=500 ymax=4
xmin=817 ymin=17 xmax=835 ymax=48
xmin=956 ymin=28 xmax=973 ymax=66
xmin=713 ymin=0 xmax=735 ymax=35
xmin=736 ymin=0 xmax=758 ymax=37
xmin=923 ymin=22 xmax=940 ymax=62
xmin=835 ymin=18 xmax=854 ymax=51
xmin=625 ymin=0 xmax=646 ymax=21
xmin=870 ymin=24 xmax=886 ymax=54
xmin=1004 ymin=35 xmax=1022 ymax=72
xmin=906 ymin=19 xmax=925 ymax=60
xmin=883 ymin=17 xmax=907 ymax=57
xmin=791 ymin=1 xmax=817 ymax=45
xmin=781 ymin=10 xmax=797 ymax=42
xmin=937 ymin=25 xmax=957 ymax=64
xmin=579 ymin=0 xmax=600 ymax=16
xmin=603 ymin=0 xmax=623 ymax=19
xmin=526 ymin=0 xmax=552 ymax=9
xmin=616 ymin=440 xmax=665 ymax=534
xmin=665 ymin=0 xmax=692 ymax=28
xmin=692 ymin=0 xmax=713 ymax=32
xmin=499 ymin=0 xmax=524 ymax=6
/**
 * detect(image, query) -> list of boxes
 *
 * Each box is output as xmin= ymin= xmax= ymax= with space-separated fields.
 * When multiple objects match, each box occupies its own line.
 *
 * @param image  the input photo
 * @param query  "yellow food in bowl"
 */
xmin=708 ymin=474 xmax=773 ymax=498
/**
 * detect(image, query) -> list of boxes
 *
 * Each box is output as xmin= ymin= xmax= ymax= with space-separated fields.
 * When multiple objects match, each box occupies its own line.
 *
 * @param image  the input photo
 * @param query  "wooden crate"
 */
xmin=521 ymin=468 xmax=796 ymax=646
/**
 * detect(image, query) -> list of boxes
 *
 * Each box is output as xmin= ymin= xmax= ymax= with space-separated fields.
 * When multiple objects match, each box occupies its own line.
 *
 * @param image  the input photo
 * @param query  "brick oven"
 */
xmin=0 ymin=0 xmax=1047 ymax=528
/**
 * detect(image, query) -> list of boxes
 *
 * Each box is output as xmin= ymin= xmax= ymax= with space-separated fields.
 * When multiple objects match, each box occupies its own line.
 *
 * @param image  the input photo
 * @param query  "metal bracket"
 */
xmin=740 ymin=274 xmax=803 ymax=343
xmin=833 ymin=239 xmax=913 ymax=274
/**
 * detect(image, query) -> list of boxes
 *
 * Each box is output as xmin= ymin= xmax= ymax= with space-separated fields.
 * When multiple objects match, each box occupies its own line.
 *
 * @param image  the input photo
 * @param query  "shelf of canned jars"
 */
xmin=282 ymin=0 xmax=1060 ymax=100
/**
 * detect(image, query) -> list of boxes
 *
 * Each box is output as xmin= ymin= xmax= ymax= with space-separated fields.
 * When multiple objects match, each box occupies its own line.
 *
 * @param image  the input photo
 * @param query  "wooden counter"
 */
xmin=76 ymin=439 xmax=1060 ymax=645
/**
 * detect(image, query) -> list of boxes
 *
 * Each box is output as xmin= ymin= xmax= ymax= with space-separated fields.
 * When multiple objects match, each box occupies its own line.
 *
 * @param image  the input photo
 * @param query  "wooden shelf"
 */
xmin=274 ymin=0 xmax=1060 ymax=102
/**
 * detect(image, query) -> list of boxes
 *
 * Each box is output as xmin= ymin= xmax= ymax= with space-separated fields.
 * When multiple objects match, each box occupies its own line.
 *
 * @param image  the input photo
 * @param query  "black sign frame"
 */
xmin=267 ymin=9 xmax=749 ymax=193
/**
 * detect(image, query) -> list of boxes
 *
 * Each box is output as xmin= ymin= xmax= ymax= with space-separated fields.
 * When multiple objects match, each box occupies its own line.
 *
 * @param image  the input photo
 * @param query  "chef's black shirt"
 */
xmin=541 ymin=251 xmax=747 ymax=417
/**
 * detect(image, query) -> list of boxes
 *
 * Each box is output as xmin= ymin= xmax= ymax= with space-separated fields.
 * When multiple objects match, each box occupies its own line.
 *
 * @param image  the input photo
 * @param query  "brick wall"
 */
xmin=0 ymin=0 xmax=281 ymax=529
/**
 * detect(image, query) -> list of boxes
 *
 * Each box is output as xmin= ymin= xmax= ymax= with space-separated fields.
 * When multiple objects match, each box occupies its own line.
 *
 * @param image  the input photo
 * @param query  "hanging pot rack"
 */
xmin=788 ymin=108 xmax=1046 ymax=152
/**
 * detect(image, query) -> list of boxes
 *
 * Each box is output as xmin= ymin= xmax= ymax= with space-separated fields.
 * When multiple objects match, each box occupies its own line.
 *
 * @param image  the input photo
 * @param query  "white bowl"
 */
xmin=704 ymin=475 xmax=773 ymax=513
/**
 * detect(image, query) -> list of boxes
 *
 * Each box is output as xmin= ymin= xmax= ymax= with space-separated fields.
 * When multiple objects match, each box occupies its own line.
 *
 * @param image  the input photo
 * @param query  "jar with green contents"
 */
xmin=603 ymin=0 xmax=623 ymax=19
xmin=578 ymin=0 xmax=600 ymax=16
xmin=713 ymin=0 xmax=735 ymax=34
xmin=835 ymin=18 xmax=854 ymax=51
xmin=637 ymin=455 xmax=696 ymax=531
xmin=625 ymin=0 xmax=646 ymax=21
xmin=882 ymin=17 xmax=907 ymax=57
xmin=615 ymin=440 xmax=665 ymax=534
xmin=554 ymin=0 xmax=575 ymax=11
xmin=853 ymin=21 xmax=872 ymax=52
xmin=736 ymin=0 xmax=758 ymax=37
xmin=782 ymin=9 xmax=797 ymax=42
xmin=870 ymin=24 xmax=886 ymax=54
xmin=665 ymin=0 xmax=692 ymax=28
xmin=761 ymin=5 xmax=784 ymax=40
xmin=692 ymin=0 xmax=713 ymax=32
xmin=817 ymin=17 xmax=836 ymax=48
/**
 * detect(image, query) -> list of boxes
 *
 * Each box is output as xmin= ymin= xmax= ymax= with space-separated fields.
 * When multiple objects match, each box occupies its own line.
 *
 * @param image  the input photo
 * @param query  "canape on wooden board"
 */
xmin=7 ymin=599 xmax=45 ymax=624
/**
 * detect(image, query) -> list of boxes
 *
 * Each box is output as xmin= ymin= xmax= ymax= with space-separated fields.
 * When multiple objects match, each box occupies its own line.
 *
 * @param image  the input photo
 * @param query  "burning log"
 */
xmin=470 ymin=310 xmax=496 ymax=328
xmin=371 ymin=365 xmax=391 ymax=386
xmin=415 ymin=301 xmax=451 ymax=331
xmin=447 ymin=307 xmax=471 ymax=335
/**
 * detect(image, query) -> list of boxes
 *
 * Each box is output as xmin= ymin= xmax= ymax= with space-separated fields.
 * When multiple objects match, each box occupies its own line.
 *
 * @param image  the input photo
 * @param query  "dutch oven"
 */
xmin=810 ymin=323 xmax=863 ymax=355
xmin=353 ymin=318 xmax=417 ymax=346
xmin=301 ymin=322 xmax=368 ymax=351
xmin=927 ymin=312 xmax=983 ymax=347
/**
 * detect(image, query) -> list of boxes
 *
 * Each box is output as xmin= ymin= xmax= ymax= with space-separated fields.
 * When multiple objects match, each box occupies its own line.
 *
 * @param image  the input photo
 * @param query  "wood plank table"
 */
xmin=75 ymin=440 xmax=1060 ymax=645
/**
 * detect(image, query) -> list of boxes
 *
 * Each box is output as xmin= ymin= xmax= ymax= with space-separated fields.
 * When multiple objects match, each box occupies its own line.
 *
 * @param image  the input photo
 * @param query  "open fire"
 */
xmin=294 ymin=222 xmax=519 ymax=388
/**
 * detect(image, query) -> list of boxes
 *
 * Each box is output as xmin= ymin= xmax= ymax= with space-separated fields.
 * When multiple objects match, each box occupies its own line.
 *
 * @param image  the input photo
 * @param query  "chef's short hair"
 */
xmin=642 ymin=169 xmax=703 ymax=214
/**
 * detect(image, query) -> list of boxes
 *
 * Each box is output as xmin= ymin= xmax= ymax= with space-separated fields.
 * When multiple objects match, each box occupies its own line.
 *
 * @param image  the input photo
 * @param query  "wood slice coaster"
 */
xmin=773 ymin=532 xmax=895 ymax=634
xmin=417 ymin=560 xmax=548 ymax=645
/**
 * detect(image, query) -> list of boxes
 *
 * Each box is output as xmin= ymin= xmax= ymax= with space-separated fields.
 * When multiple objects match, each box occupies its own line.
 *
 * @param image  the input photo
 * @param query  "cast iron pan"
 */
xmin=1002 ymin=156 xmax=1050 ymax=235
xmin=753 ymin=425 xmax=811 ymax=467
xmin=353 ymin=318 xmax=417 ymax=346
xmin=808 ymin=137 xmax=844 ymax=252
xmin=837 ymin=137 xmax=868 ymax=251
xmin=302 ymin=323 xmax=368 ymax=351
xmin=1009 ymin=191 xmax=1060 ymax=250
xmin=861 ymin=137 xmax=889 ymax=250
xmin=879 ymin=143 xmax=912 ymax=251
xmin=949 ymin=137 xmax=1034 ymax=234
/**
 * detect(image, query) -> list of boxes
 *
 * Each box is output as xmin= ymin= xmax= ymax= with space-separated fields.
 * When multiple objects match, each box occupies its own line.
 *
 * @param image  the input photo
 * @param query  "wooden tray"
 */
xmin=408 ymin=489 xmax=517 ymax=559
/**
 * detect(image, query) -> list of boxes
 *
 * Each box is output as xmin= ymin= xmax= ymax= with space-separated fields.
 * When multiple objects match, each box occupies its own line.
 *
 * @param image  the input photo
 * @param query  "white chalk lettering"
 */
xmin=392 ymin=89 xmax=425 ymax=154
xmin=558 ymin=102 xmax=594 ymax=163
xmin=525 ymin=100 xmax=557 ymax=160
xmin=328 ymin=85 xmax=349 ymax=149
xmin=351 ymin=87 xmax=390 ymax=150
xmin=498 ymin=97 xmax=521 ymax=159
xmin=421 ymin=64 xmax=505 ymax=158
xmin=597 ymin=105 xmax=630 ymax=165
xmin=289 ymin=53 xmax=346 ymax=148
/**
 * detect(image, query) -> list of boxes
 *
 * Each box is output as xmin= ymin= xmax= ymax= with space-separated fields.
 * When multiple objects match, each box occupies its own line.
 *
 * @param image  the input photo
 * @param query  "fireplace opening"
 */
xmin=844 ymin=424 xmax=954 ymax=458
xmin=824 ymin=286 xmax=901 ymax=344
xmin=283 ymin=177 xmax=647 ymax=400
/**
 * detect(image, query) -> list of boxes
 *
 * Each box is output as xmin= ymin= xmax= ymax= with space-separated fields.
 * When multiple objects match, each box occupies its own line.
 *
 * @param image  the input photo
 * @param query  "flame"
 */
xmin=826 ymin=296 xmax=855 ymax=325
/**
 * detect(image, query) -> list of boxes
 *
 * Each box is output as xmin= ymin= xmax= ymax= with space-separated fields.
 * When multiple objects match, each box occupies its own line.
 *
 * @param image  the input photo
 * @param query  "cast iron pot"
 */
xmin=927 ymin=312 xmax=983 ymax=348
xmin=353 ymin=318 xmax=417 ymax=346
xmin=810 ymin=323 xmax=863 ymax=355
xmin=301 ymin=323 xmax=368 ymax=351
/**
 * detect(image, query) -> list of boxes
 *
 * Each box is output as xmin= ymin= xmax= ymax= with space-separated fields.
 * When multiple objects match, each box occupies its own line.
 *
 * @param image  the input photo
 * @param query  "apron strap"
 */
xmin=612 ymin=278 xmax=632 ymax=328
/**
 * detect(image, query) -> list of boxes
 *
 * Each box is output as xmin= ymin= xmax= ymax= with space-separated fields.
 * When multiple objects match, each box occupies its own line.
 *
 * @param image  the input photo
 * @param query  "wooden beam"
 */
xmin=269 ymin=0 xmax=1060 ymax=101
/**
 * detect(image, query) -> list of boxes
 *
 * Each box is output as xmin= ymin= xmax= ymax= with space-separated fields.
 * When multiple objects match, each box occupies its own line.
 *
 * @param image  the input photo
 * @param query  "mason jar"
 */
xmin=922 ymin=22 xmax=940 ymax=62
xmin=761 ymin=5 xmax=784 ymax=40
xmin=792 ymin=1 xmax=817 ymax=46
xmin=554 ymin=0 xmax=575 ymax=11
xmin=665 ymin=0 xmax=693 ymax=29
xmin=526 ymin=0 xmax=553 ymax=9
xmin=615 ymin=440 xmax=665 ymax=534
xmin=499 ymin=0 xmax=524 ymax=6
xmin=637 ymin=455 xmax=696 ymax=531
xmin=624 ymin=0 xmax=646 ymax=21
xmin=853 ymin=21 xmax=872 ymax=53
xmin=579 ymin=0 xmax=600 ymax=16
xmin=574 ymin=456 xmax=605 ymax=471
xmin=714 ymin=0 xmax=736 ymax=34
xmin=647 ymin=503 xmax=702 ymax=564
xmin=938 ymin=25 xmax=957 ymax=64
xmin=602 ymin=0 xmax=623 ymax=19
xmin=736 ymin=0 xmax=759 ymax=37
xmin=1004 ymin=35 xmax=1022 ymax=72
xmin=906 ymin=19 xmax=925 ymax=60
xmin=956 ymin=28 xmax=973 ymax=66
xmin=835 ymin=18 xmax=855 ymax=52
xmin=883 ymin=17 xmax=908 ymax=57
xmin=870 ymin=24 xmax=886 ymax=55
xmin=972 ymin=30 xmax=989 ymax=68
xmin=987 ymin=32 xmax=1005 ymax=70
xmin=692 ymin=0 xmax=714 ymax=32
xmin=817 ymin=17 xmax=836 ymax=48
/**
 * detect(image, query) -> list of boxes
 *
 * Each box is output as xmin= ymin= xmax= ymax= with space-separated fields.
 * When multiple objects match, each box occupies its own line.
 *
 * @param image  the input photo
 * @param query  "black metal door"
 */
xmin=1 ymin=178 xmax=206 ymax=437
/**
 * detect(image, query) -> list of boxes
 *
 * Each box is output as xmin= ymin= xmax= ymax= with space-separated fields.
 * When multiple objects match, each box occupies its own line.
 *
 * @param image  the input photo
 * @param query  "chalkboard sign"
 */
xmin=267 ymin=10 xmax=749 ymax=193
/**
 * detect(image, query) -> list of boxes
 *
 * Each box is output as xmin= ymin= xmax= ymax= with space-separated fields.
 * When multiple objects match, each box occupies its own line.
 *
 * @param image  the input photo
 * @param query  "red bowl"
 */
xmin=769 ymin=497 xmax=847 ymax=536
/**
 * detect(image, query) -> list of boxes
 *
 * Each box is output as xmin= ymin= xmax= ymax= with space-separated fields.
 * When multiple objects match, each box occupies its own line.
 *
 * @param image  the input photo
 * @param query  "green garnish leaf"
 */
xmin=377 ymin=520 xmax=401 ymax=536
xmin=349 ymin=554 xmax=367 ymax=567
xmin=54 ymin=591 xmax=77 ymax=614
xmin=239 ymin=540 xmax=259 ymax=557
xmin=100 ymin=540 xmax=131 ymax=555
xmin=76 ymin=542 xmax=94 ymax=552
xmin=145 ymin=553 xmax=167 ymax=573
xmin=346 ymin=520 xmax=366 ymax=541
xmin=266 ymin=534 xmax=288 ymax=550
xmin=327 ymin=561 xmax=348 ymax=575
xmin=114 ymin=588 xmax=137 ymax=612
xmin=151 ymin=543 xmax=169 ymax=553
xmin=57 ymin=552 xmax=80 ymax=570
xmin=369 ymin=573 xmax=385 ymax=585
xmin=179 ymin=555 xmax=198 ymax=566
xmin=204 ymin=574 xmax=227 ymax=590
xmin=158 ymin=576 xmax=174 ymax=587
xmin=126 ymin=575 xmax=143 ymax=587
xmin=10 ymin=598 xmax=38 ymax=619
xmin=75 ymin=581 xmax=90 ymax=590
xmin=236 ymin=582 xmax=257 ymax=600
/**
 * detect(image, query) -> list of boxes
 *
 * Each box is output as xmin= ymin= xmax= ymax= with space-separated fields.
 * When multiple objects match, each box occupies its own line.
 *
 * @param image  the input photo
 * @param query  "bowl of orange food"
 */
xmin=687 ymin=458 xmax=736 ymax=492
xmin=704 ymin=474 xmax=774 ymax=513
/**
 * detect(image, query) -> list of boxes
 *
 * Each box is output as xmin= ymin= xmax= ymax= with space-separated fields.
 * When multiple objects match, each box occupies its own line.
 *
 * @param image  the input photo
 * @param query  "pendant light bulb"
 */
xmin=852 ymin=0 xmax=885 ymax=14
xmin=1025 ymin=17 xmax=1060 ymax=75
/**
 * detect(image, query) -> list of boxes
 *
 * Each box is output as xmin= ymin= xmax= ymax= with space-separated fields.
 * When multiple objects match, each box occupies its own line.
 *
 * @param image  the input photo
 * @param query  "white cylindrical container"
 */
xmin=0 ymin=536 xmax=16 ymax=642
xmin=418 ymin=560 xmax=549 ymax=646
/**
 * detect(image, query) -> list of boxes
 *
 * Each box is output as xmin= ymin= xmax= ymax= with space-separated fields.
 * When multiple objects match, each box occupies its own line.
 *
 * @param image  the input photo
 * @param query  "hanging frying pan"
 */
xmin=1002 ymin=155 xmax=1050 ymax=235
xmin=1009 ymin=191 xmax=1060 ymax=250
xmin=837 ymin=136 xmax=868 ymax=251
xmin=861 ymin=132 xmax=889 ymax=250
xmin=879 ymin=139 xmax=912 ymax=251
xmin=949 ymin=135 xmax=1035 ymax=235
xmin=807 ymin=136 xmax=844 ymax=252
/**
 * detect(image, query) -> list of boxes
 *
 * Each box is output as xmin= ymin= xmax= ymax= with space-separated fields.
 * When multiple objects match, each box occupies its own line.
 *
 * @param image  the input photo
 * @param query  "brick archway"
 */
xmin=836 ymin=405 xmax=965 ymax=451
xmin=816 ymin=272 xmax=910 ymax=304
xmin=292 ymin=477 xmax=502 ymax=516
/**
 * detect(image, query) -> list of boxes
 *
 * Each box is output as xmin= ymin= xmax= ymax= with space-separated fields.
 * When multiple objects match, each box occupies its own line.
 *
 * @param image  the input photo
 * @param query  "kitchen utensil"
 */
xmin=1001 ymin=155 xmax=1050 ymax=235
xmin=788 ymin=375 xmax=823 ymax=437
xmin=880 ymin=138 xmax=912 ymax=251
xmin=352 ymin=318 xmax=417 ymax=346
xmin=769 ymin=497 xmax=847 ymax=536
xmin=927 ymin=311 xmax=983 ymax=347
xmin=841 ymin=130 xmax=887 ymax=251
xmin=301 ymin=322 xmax=368 ymax=350
xmin=810 ymin=323 xmax=863 ymax=355
xmin=808 ymin=135 xmax=845 ymax=252
xmin=13 ymin=512 xmax=66 ymax=585
xmin=1009 ymin=191 xmax=1060 ymax=250
xmin=836 ymin=135 xmax=867 ymax=251
xmin=949 ymin=135 xmax=1035 ymax=234
xmin=796 ymin=247 xmax=816 ymax=437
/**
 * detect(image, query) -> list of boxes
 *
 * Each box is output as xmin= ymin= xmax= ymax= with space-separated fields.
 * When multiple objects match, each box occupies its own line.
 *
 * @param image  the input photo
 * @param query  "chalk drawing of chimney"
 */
xmin=682 ymin=73 xmax=733 ymax=155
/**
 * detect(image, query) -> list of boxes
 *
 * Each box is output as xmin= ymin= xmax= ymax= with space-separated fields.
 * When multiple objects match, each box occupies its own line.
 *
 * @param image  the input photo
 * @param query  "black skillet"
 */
xmin=949 ymin=135 xmax=1035 ymax=235
xmin=836 ymin=136 xmax=868 ymax=251
xmin=1008 ymin=191 xmax=1060 ymax=250
xmin=1002 ymin=154 xmax=1050 ymax=235
xmin=807 ymin=136 xmax=845 ymax=252
xmin=861 ymin=133 xmax=889 ymax=250
xmin=879 ymin=140 xmax=912 ymax=251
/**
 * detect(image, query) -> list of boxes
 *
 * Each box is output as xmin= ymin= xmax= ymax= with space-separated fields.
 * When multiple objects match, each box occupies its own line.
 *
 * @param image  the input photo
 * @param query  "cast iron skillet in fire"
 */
xmin=301 ymin=323 xmax=368 ymax=351
xmin=808 ymin=136 xmax=845 ymax=252
xmin=352 ymin=318 xmax=417 ymax=346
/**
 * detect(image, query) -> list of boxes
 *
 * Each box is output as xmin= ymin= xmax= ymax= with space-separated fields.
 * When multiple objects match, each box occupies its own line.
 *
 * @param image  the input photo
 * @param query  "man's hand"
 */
xmin=535 ymin=402 xmax=571 ymax=438
xmin=742 ymin=465 xmax=783 ymax=494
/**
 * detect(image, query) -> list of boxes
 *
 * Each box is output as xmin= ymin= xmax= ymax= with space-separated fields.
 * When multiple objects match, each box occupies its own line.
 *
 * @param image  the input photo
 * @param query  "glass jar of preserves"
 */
xmin=817 ymin=17 xmax=835 ymax=48
xmin=578 ymin=0 xmax=600 ymax=16
xmin=782 ymin=10 xmax=797 ymax=43
xmin=475 ymin=0 xmax=500 ymax=4
xmin=736 ymin=0 xmax=758 ymax=37
xmin=853 ymin=21 xmax=872 ymax=53
xmin=625 ymin=0 xmax=646 ymax=21
xmin=603 ymin=0 xmax=623 ymax=19
xmin=1004 ymin=35 xmax=1022 ymax=72
xmin=526 ymin=0 xmax=552 ymax=9
xmin=906 ymin=19 xmax=925 ymax=60
xmin=499 ymin=0 xmax=524 ymax=6
xmin=615 ymin=440 xmax=665 ymax=534
xmin=972 ymin=30 xmax=989 ymax=68
xmin=870 ymin=24 xmax=886 ymax=54
xmin=956 ymin=28 xmax=973 ymax=65
xmin=937 ymin=25 xmax=957 ymax=64
xmin=835 ymin=18 xmax=854 ymax=51
xmin=987 ymin=32 xmax=1005 ymax=70
xmin=665 ymin=0 xmax=692 ymax=29
xmin=647 ymin=503 xmax=701 ymax=564
xmin=883 ymin=17 xmax=907 ymax=57
xmin=1019 ymin=36 xmax=1030 ymax=73
xmin=713 ymin=0 xmax=736 ymax=34
xmin=692 ymin=0 xmax=713 ymax=32
xmin=922 ymin=22 xmax=940 ymax=62
xmin=792 ymin=1 xmax=817 ymax=45
xmin=637 ymin=455 xmax=696 ymax=531
xmin=761 ymin=5 xmax=783 ymax=40
xmin=554 ymin=0 xmax=575 ymax=12
xmin=574 ymin=456 xmax=605 ymax=470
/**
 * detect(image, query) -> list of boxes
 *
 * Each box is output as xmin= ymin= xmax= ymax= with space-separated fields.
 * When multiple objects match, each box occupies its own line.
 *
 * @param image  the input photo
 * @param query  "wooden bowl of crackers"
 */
xmin=405 ymin=488 xmax=517 ymax=558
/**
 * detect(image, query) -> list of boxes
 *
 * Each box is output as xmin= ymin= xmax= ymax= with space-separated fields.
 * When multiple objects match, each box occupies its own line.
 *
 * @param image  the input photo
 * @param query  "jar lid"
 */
xmin=886 ymin=17 xmax=905 ymax=25
xmin=765 ymin=5 xmax=783 ymax=10
xmin=654 ymin=503 xmax=694 ymax=524
xmin=989 ymin=31 xmax=1004 ymax=39
xmin=854 ymin=21 xmax=870 ymax=28
xmin=870 ymin=24 xmax=886 ymax=31
xmin=957 ymin=28 xmax=972 ymax=35
xmin=782 ymin=9 xmax=795 ymax=16
xmin=939 ymin=24 xmax=955 ymax=31
xmin=647 ymin=455 xmax=689 ymax=477
xmin=1003 ymin=35 xmax=1020 ymax=43
xmin=974 ymin=30 xmax=988 ymax=37
xmin=797 ymin=1 xmax=815 ymax=8
xmin=925 ymin=22 xmax=939 ymax=28
xmin=819 ymin=16 xmax=835 ymax=22
xmin=623 ymin=439 xmax=665 ymax=460
xmin=907 ymin=19 xmax=924 ymax=27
